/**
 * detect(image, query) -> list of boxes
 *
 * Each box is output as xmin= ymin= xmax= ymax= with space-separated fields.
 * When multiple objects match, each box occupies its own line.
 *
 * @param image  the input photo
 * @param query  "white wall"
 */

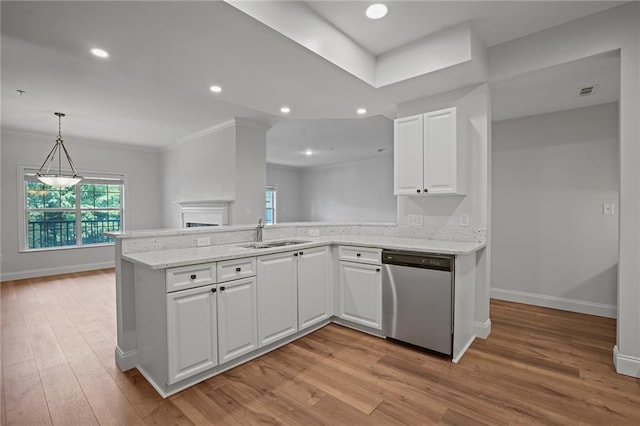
xmin=161 ymin=120 xmax=267 ymax=228
xmin=0 ymin=130 xmax=162 ymax=280
xmin=266 ymin=164 xmax=304 ymax=222
xmin=233 ymin=123 xmax=267 ymax=225
xmin=161 ymin=124 xmax=236 ymax=228
xmin=396 ymin=83 xmax=491 ymax=337
xmin=300 ymin=155 xmax=396 ymax=222
xmin=491 ymin=103 xmax=619 ymax=317
xmin=486 ymin=1 xmax=639 ymax=378
xmin=397 ymin=83 xmax=490 ymax=232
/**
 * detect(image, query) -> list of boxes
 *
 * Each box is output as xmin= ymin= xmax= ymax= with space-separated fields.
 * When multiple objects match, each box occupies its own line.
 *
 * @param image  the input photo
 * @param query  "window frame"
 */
xmin=18 ymin=165 xmax=127 ymax=252
xmin=265 ymin=185 xmax=277 ymax=225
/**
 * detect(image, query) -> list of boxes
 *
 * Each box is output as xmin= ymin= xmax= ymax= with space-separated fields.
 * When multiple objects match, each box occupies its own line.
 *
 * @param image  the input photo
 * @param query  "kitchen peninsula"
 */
xmin=107 ymin=222 xmax=488 ymax=398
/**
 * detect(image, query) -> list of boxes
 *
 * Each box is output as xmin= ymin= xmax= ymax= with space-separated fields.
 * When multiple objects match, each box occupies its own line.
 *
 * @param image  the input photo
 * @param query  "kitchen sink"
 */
xmin=238 ymin=240 xmax=311 ymax=249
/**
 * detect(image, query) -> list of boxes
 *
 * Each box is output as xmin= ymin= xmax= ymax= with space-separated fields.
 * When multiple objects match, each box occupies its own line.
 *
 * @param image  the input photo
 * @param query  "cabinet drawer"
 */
xmin=338 ymin=246 xmax=381 ymax=265
xmin=217 ymin=257 xmax=257 ymax=282
xmin=166 ymin=263 xmax=217 ymax=293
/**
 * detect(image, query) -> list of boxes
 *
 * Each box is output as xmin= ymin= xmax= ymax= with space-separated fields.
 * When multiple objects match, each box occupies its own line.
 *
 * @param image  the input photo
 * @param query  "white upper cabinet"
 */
xmin=394 ymin=114 xmax=424 ymax=195
xmin=394 ymin=107 xmax=465 ymax=195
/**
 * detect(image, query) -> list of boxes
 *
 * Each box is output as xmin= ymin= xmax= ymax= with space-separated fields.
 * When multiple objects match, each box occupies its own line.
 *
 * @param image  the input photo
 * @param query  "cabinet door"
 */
xmin=338 ymin=261 xmax=382 ymax=330
xmin=423 ymin=107 xmax=458 ymax=194
xmin=166 ymin=284 xmax=218 ymax=385
xmin=394 ymin=114 xmax=424 ymax=195
xmin=298 ymin=246 xmax=330 ymax=330
xmin=217 ymin=277 xmax=258 ymax=364
xmin=257 ymin=251 xmax=298 ymax=346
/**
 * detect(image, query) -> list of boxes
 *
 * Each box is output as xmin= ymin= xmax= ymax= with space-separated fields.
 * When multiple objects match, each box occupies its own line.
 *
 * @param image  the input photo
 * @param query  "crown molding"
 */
xmin=234 ymin=118 xmax=272 ymax=132
xmin=163 ymin=120 xmax=236 ymax=152
xmin=1 ymin=128 xmax=161 ymax=153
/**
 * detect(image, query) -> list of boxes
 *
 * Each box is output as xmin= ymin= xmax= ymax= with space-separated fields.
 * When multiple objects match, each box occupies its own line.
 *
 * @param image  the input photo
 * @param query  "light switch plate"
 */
xmin=196 ymin=237 xmax=211 ymax=247
xmin=460 ymin=213 xmax=470 ymax=226
xmin=603 ymin=203 xmax=615 ymax=215
xmin=308 ymin=229 xmax=320 ymax=237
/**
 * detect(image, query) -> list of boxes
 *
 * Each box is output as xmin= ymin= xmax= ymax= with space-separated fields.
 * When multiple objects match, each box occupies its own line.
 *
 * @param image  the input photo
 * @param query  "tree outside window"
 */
xmin=24 ymin=173 xmax=124 ymax=250
xmin=265 ymin=185 xmax=276 ymax=225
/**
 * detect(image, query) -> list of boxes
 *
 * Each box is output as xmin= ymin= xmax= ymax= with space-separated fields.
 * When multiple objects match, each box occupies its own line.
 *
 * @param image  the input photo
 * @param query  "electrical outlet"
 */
xmin=308 ymin=229 xmax=320 ymax=237
xmin=460 ymin=213 xmax=470 ymax=226
xmin=407 ymin=214 xmax=423 ymax=226
xmin=603 ymin=203 xmax=615 ymax=215
xmin=196 ymin=237 xmax=211 ymax=247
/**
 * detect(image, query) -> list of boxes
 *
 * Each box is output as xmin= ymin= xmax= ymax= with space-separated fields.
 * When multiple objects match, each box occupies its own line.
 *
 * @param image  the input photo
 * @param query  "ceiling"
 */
xmin=0 ymin=1 xmax=626 ymax=166
xmin=267 ymin=116 xmax=393 ymax=168
xmin=305 ymin=1 xmax=623 ymax=56
xmin=492 ymin=50 xmax=620 ymax=122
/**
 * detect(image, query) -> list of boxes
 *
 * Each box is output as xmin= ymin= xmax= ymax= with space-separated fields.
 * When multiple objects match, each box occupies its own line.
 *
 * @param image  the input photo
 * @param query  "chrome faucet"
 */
xmin=257 ymin=218 xmax=264 ymax=242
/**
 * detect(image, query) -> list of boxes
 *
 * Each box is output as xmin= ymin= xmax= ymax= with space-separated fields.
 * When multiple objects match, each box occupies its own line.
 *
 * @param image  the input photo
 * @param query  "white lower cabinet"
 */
xmin=166 ymin=284 xmax=218 ymax=385
xmin=298 ymin=246 xmax=330 ymax=330
xmin=338 ymin=261 xmax=383 ymax=330
xmin=217 ymin=276 xmax=258 ymax=363
xmin=257 ymin=252 xmax=298 ymax=346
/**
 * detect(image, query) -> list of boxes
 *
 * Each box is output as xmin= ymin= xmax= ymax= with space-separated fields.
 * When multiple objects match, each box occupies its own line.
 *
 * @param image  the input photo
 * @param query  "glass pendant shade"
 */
xmin=36 ymin=175 xmax=83 ymax=187
xmin=36 ymin=112 xmax=83 ymax=188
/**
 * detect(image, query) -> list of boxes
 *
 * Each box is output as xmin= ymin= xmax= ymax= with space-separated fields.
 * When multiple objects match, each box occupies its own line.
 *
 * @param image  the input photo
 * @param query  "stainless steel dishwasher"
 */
xmin=382 ymin=250 xmax=454 ymax=356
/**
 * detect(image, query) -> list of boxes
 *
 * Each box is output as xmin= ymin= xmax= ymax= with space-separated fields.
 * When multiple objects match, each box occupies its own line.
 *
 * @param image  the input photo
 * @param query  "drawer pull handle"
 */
xmin=211 ymin=288 xmax=217 ymax=293
xmin=220 ymin=286 xmax=226 ymax=291
xmin=416 ymin=189 xmax=421 ymax=193
xmin=376 ymin=268 xmax=381 ymax=272
xmin=299 ymin=251 xmax=304 ymax=256
xmin=356 ymin=253 xmax=361 ymax=257
xmin=190 ymin=274 xmax=197 ymax=280
xmin=294 ymin=253 xmax=298 ymax=257
xmin=235 ymin=267 xmax=241 ymax=272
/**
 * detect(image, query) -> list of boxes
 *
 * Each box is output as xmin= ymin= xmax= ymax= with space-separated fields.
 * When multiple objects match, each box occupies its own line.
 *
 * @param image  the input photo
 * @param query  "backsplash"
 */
xmin=120 ymin=223 xmax=486 ymax=255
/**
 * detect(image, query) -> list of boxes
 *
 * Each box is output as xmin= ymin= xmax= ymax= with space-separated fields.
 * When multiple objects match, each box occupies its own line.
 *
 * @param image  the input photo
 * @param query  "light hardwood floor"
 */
xmin=1 ymin=269 xmax=639 ymax=425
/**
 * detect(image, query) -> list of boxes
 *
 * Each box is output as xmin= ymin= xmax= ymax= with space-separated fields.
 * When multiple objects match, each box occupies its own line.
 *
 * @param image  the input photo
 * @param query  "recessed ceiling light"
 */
xmin=366 ymin=4 xmax=388 ymax=19
xmin=90 ymin=48 xmax=109 ymax=58
xmin=209 ymin=85 xmax=222 ymax=93
xmin=280 ymin=106 xmax=291 ymax=114
xmin=357 ymin=108 xmax=367 ymax=115
xmin=305 ymin=149 xmax=313 ymax=156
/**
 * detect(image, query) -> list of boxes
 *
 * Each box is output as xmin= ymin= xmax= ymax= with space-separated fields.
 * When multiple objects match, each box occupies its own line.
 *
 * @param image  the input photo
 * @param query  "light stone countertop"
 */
xmin=122 ymin=236 xmax=486 ymax=269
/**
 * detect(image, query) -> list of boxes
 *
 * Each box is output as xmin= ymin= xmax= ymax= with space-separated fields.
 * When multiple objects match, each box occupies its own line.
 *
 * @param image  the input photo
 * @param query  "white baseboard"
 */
xmin=474 ymin=319 xmax=492 ymax=339
xmin=115 ymin=346 xmax=138 ymax=372
xmin=453 ymin=335 xmax=475 ymax=363
xmin=0 ymin=261 xmax=115 ymax=282
xmin=491 ymin=288 xmax=616 ymax=319
xmin=613 ymin=345 xmax=640 ymax=378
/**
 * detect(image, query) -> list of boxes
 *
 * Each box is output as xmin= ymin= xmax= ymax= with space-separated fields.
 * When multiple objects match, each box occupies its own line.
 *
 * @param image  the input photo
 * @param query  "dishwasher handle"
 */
xmin=382 ymin=250 xmax=453 ymax=272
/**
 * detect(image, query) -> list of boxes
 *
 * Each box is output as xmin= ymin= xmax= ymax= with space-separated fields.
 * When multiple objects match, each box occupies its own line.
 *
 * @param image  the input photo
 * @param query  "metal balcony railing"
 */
xmin=28 ymin=219 xmax=120 ymax=248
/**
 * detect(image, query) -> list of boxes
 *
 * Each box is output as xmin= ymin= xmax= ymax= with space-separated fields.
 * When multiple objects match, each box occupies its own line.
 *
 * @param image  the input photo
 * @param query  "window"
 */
xmin=23 ymin=171 xmax=124 ymax=250
xmin=265 ymin=185 xmax=276 ymax=225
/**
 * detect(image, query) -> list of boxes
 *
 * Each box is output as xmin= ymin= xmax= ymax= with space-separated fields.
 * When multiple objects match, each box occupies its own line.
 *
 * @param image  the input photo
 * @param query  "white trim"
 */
xmin=115 ymin=346 xmax=137 ymax=372
xmin=0 ymin=261 xmax=115 ymax=282
xmin=1 ymin=129 xmax=159 ymax=153
xmin=452 ymin=335 xmax=475 ymax=363
xmin=613 ymin=345 xmax=640 ymax=378
xmin=491 ymin=288 xmax=617 ymax=318
xmin=138 ymin=319 xmax=330 ymax=398
xmin=18 ymin=164 xmax=127 ymax=252
xmin=164 ymin=120 xmax=236 ymax=152
xmin=234 ymin=118 xmax=271 ymax=132
xmin=474 ymin=318 xmax=492 ymax=339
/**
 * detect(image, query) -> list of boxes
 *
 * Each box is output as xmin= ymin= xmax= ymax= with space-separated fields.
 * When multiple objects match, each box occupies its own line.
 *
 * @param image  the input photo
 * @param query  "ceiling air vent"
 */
xmin=576 ymin=85 xmax=597 ymax=97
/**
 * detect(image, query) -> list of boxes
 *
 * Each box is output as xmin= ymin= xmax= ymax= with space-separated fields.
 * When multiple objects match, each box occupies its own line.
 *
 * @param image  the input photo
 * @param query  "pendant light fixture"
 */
xmin=36 ymin=112 xmax=83 ymax=187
